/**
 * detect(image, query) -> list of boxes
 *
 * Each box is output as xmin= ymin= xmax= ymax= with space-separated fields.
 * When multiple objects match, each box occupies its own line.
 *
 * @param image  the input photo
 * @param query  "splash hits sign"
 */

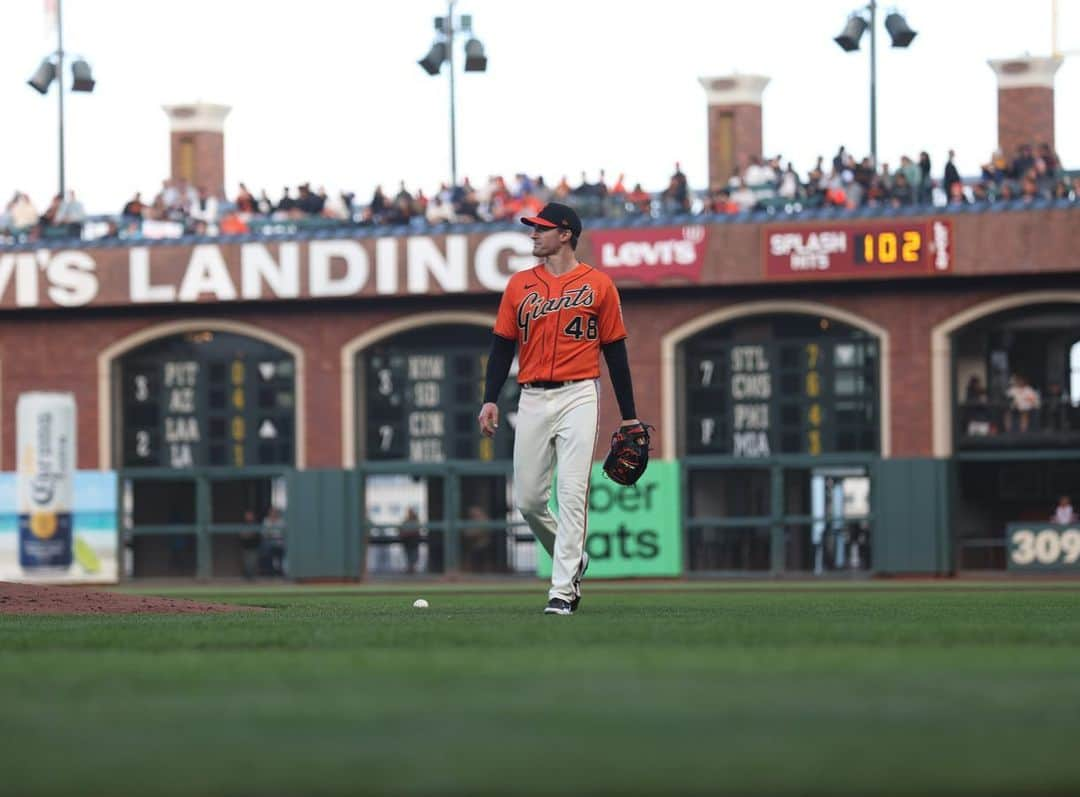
xmin=763 ymin=220 xmax=952 ymax=279
xmin=592 ymin=225 xmax=709 ymax=284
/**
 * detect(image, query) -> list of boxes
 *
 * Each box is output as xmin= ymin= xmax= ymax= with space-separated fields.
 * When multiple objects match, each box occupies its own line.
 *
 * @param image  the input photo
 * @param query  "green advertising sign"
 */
xmin=537 ymin=460 xmax=682 ymax=578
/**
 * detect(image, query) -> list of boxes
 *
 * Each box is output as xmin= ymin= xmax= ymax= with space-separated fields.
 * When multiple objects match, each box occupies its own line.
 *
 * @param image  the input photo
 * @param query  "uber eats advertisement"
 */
xmin=538 ymin=461 xmax=682 ymax=578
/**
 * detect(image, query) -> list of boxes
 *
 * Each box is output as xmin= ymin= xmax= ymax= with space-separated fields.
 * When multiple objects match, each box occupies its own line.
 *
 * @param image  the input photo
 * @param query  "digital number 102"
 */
xmin=854 ymin=230 xmax=921 ymax=264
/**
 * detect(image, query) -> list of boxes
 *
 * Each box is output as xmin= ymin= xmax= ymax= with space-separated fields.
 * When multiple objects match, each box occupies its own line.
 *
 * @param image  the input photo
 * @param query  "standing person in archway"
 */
xmin=477 ymin=202 xmax=641 ymax=615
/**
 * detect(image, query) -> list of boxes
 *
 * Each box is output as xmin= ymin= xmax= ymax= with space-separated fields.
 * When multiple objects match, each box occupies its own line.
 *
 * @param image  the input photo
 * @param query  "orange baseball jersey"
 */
xmin=493 ymin=263 xmax=627 ymax=384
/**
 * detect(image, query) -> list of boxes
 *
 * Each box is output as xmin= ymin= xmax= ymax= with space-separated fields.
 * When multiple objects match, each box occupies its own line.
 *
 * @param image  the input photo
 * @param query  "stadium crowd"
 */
xmin=2 ymin=142 xmax=1077 ymax=245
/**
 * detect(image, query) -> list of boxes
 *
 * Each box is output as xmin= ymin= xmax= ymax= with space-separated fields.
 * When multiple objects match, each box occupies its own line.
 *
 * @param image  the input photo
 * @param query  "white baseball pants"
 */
xmin=513 ymin=379 xmax=598 ymax=602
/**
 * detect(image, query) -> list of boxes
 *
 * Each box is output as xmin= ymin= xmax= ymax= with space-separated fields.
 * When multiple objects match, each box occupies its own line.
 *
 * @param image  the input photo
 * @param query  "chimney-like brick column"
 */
xmin=697 ymin=74 xmax=769 ymax=190
xmin=162 ymin=102 xmax=231 ymax=196
xmin=987 ymin=56 xmax=1063 ymax=159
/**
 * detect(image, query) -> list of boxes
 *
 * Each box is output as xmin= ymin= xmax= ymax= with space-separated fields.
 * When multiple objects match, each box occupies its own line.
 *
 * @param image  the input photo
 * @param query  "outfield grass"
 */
xmin=2 ymin=583 xmax=1080 ymax=796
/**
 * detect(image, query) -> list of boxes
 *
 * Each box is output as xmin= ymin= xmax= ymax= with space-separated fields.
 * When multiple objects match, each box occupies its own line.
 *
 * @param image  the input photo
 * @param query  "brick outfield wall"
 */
xmin=0 ymin=210 xmax=1077 ymax=469
xmin=2 ymin=274 xmax=1078 ymax=472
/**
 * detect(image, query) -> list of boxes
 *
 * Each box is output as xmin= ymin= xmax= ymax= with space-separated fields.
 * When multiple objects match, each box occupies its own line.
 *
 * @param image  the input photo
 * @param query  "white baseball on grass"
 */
xmin=413 ymin=598 xmax=429 ymax=609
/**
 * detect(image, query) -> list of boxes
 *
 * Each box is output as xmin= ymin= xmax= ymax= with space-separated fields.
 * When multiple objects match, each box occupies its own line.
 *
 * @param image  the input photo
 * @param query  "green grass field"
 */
xmin=2 ymin=582 xmax=1080 ymax=796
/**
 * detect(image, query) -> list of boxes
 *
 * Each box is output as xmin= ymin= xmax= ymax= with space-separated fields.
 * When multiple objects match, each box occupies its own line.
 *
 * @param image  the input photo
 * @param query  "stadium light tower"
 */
xmin=418 ymin=0 xmax=487 ymax=187
xmin=833 ymin=0 xmax=916 ymax=167
xmin=26 ymin=0 xmax=95 ymax=198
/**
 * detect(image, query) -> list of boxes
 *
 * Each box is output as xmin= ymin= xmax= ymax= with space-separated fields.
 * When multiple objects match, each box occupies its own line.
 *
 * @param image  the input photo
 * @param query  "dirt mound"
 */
xmin=0 ymin=582 xmax=261 ymax=615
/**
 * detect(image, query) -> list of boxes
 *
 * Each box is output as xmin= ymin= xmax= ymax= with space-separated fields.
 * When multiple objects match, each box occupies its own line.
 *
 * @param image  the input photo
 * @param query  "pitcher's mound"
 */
xmin=0 ymin=581 xmax=260 ymax=615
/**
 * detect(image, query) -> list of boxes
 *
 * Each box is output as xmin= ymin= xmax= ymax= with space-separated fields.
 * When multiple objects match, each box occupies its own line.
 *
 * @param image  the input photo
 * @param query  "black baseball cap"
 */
xmin=521 ymin=202 xmax=582 ymax=238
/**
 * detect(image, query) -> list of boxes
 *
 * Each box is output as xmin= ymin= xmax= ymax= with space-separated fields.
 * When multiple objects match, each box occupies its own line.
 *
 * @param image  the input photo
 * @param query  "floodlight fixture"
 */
xmin=884 ymin=12 xmax=917 ymax=47
xmin=27 ymin=58 xmax=57 ymax=94
xmin=834 ymin=15 xmax=868 ymax=52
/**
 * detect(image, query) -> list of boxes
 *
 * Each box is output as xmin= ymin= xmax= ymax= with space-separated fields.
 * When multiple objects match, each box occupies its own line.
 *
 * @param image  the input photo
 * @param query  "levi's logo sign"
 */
xmin=593 ymin=225 xmax=708 ymax=284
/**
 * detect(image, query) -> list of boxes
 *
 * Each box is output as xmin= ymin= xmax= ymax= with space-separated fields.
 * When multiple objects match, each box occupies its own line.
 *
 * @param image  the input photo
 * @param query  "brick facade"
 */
xmin=0 ymin=210 xmax=1077 ymax=471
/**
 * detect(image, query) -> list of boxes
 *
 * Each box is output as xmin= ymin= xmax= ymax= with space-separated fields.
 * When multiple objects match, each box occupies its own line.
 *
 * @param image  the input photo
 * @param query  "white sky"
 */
xmin=1 ymin=0 xmax=1078 ymax=212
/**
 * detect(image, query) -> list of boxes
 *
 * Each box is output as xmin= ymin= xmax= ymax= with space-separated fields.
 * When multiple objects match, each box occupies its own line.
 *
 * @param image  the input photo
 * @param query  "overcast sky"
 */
xmin=1 ymin=0 xmax=1077 ymax=212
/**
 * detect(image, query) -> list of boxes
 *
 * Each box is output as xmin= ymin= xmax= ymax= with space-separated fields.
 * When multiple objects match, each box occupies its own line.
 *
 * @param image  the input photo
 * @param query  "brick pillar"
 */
xmin=987 ymin=56 xmax=1063 ymax=159
xmin=697 ymin=74 xmax=769 ymax=190
xmin=161 ymin=102 xmax=231 ymax=196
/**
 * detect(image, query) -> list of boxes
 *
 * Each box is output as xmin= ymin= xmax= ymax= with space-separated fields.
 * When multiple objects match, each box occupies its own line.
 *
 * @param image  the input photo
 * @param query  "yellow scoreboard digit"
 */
xmin=854 ymin=228 xmax=922 ymax=265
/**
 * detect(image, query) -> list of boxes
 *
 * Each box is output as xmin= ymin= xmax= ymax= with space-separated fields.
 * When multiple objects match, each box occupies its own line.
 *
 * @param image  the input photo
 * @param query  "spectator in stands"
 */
xmin=943 ymin=150 xmax=961 ymax=199
xmin=971 ymin=182 xmax=991 ymax=203
xmin=455 ymin=185 xmax=480 ymax=222
xmin=38 ymin=193 xmax=62 ymax=229
xmin=1011 ymin=143 xmax=1036 ymax=179
xmin=425 ymin=194 xmax=455 ymax=225
xmin=890 ymin=172 xmax=914 ymax=206
xmin=369 ymin=185 xmax=388 ymax=222
xmin=1038 ymin=142 xmax=1060 ymax=175
xmin=663 ymin=162 xmax=690 ymax=213
xmin=256 ymin=189 xmax=274 ymax=215
xmin=1051 ymin=496 xmax=1077 ymax=525
xmin=296 ymin=183 xmax=324 ymax=215
xmin=276 ymin=187 xmax=296 ymax=213
xmin=744 ymin=155 xmax=775 ymax=188
xmin=709 ymin=188 xmax=739 ymax=214
xmin=981 ymin=149 xmax=1009 ymax=183
xmin=1005 ymin=374 xmax=1040 ymax=433
xmin=917 ymin=152 xmax=932 ymax=203
xmin=728 ymin=176 xmax=756 ymax=211
xmin=235 ymin=183 xmax=257 ymax=214
xmin=898 ymin=155 xmax=920 ymax=199
xmin=1020 ymin=173 xmax=1041 ymax=202
xmin=947 ymin=181 xmax=968 ymax=205
xmin=832 ymin=146 xmax=847 ymax=174
xmin=777 ymin=163 xmax=800 ymax=200
xmin=56 ymin=190 xmax=85 ymax=236
xmin=627 ymin=183 xmax=651 ymax=215
xmin=189 ymin=186 xmax=220 ymax=229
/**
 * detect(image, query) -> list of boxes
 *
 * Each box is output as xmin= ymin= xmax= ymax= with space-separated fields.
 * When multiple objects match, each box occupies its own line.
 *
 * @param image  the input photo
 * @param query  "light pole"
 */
xmin=834 ymin=1 xmax=916 ymax=167
xmin=418 ymin=1 xmax=487 ymax=187
xmin=26 ymin=0 xmax=95 ymax=198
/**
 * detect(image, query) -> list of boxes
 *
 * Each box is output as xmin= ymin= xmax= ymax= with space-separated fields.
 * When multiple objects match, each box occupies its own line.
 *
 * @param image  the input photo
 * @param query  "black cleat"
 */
xmin=570 ymin=552 xmax=590 ymax=613
xmin=544 ymin=597 xmax=573 ymax=616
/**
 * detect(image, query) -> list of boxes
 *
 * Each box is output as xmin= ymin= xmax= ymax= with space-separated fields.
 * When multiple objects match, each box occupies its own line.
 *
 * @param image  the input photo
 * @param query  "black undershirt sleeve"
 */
xmin=602 ymin=339 xmax=638 ymax=420
xmin=482 ymin=334 xmax=516 ymax=404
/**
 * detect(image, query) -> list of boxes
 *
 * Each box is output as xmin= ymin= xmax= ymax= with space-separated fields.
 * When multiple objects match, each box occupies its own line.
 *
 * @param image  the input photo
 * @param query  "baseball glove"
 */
xmin=602 ymin=422 xmax=653 ymax=486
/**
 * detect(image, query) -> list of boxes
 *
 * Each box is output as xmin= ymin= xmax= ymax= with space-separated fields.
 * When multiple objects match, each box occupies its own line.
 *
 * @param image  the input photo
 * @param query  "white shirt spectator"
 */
xmin=1052 ymin=500 xmax=1077 ymax=525
xmin=728 ymin=177 xmax=756 ymax=211
xmin=9 ymin=193 xmax=38 ymax=228
xmin=744 ymin=162 xmax=776 ymax=188
xmin=56 ymin=192 xmax=86 ymax=224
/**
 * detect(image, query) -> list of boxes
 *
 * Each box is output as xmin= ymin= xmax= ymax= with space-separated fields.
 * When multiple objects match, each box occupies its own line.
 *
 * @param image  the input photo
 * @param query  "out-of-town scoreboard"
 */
xmin=685 ymin=337 xmax=879 ymax=457
xmin=363 ymin=330 xmax=519 ymax=463
xmin=120 ymin=332 xmax=296 ymax=468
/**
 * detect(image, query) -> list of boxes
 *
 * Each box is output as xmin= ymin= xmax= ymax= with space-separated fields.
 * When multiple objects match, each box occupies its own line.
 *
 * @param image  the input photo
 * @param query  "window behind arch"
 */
xmin=683 ymin=315 xmax=880 ymax=457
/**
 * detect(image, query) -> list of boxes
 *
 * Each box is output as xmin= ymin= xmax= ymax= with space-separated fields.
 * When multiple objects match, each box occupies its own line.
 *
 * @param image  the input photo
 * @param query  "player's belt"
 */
xmin=523 ymin=379 xmax=587 ymax=390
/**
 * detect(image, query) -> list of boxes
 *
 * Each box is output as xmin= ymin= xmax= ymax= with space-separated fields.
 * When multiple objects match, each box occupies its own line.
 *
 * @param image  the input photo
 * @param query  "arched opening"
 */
xmin=948 ymin=302 xmax=1080 ymax=570
xmin=672 ymin=309 xmax=882 ymax=575
xmin=346 ymin=318 xmax=527 ymax=578
xmin=110 ymin=326 xmax=299 ymax=579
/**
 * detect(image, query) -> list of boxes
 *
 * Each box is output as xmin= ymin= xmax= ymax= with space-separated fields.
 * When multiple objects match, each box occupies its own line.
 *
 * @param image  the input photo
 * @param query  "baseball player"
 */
xmin=478 ymin=202 xmax=639 ymax=615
